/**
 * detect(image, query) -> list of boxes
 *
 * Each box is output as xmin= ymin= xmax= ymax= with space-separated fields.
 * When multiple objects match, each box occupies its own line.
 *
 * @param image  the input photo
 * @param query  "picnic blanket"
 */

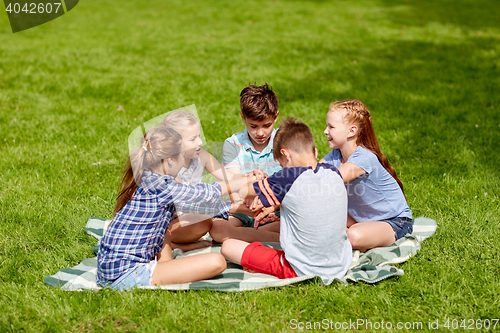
xmin=44 ymin=216 xmax=437 ymax=291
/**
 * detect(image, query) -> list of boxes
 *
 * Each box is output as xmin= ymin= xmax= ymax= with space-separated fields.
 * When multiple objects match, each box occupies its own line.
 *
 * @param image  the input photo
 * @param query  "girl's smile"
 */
xmin=182 ymin=124 xmax=204 ymax=161
xmin=324 ymin=110 xmax=351 ymax=150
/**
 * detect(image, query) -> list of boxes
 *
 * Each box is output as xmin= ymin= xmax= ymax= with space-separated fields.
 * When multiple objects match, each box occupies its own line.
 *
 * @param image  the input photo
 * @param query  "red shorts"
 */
xmin=240 ymin=242 xmax=298 ymax=279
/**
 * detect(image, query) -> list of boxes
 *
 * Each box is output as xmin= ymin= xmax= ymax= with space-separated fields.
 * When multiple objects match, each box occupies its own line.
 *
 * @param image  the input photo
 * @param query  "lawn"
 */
xmin=0 ymin=0 xmax=499 ymax=331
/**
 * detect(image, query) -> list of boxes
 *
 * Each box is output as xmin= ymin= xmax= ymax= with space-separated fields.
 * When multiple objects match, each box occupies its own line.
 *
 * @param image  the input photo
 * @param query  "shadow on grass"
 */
xmin=378 ymin=0 xmax=500 ymax=30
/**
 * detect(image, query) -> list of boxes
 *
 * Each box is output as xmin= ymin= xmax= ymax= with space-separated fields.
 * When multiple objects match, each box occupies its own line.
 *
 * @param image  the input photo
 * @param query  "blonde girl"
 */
xmin=320 ymin=100 xmax=412 ymax=252
xmin=160 ymin=112 xmax=258 ymax=250
xmin=97 ymin=126 xmax=253 ymax=290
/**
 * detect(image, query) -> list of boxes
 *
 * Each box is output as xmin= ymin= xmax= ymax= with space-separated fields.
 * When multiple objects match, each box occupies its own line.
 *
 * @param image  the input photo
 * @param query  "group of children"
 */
xmin=96 ymin=84 xmax=413 ymax=290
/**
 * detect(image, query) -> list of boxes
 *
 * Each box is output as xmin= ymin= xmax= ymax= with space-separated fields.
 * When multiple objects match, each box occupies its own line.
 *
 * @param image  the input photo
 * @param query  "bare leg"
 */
xmin=170 ymin=241 xmax=213 ymax=252
xmin=220 ymin=239 xmax=250 ymax=265
xmin=258 ymin=221 xmax=280 ymax=233
xmin=210 ymin=219 xmax=280 ymax=243
xmin=156 ymin=235 xmax=173 ymax=263
xmin=347 ymin=221 xmax=396 ymax=252
xmin=152 ymin=252 xmax=226 ymax=285
xmin=213 ymin=216 xmax=243 ymax=228
xmin=168 ymin=215 xmax=213 ymax=250
xmin=152 ymin=233 xmax=226 ymax=285
xmin=346 ymin=214 xmax=357 ymax=228
xmin=169 ymin=214 xmax=212 ymax=243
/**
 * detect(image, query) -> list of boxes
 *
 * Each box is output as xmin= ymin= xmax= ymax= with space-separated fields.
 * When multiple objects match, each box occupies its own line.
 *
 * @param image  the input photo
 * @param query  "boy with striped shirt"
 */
xmin=221 ymin=118 xmax=352 ymax=280
xmin=210 ymin=83 xmax=282 ymax=243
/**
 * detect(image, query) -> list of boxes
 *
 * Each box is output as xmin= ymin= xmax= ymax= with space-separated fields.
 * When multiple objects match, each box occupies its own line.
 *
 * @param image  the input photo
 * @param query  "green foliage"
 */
xmin=0 ymin=0 xmax=499 ymax=331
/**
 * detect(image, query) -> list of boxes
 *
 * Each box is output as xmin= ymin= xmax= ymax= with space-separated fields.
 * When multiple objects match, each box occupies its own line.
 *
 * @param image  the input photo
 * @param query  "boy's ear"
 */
xmin=314 ymin=148 xmax=318 ymax=159
xmin=280 ymin=148 xmax=292 ymax=162
xmin=240 ymin=111 xmax=246 ymax=122
xmin=347 ymin=124 xmax=358 ymax=139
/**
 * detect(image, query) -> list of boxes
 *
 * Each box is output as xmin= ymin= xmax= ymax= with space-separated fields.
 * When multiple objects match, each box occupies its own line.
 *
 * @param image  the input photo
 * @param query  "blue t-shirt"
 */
xmin=222 ymin=128 xmax=282 ymax=176
xmin=323 ymin=146 xmax=412 ymax=222
xmin=253 ymin=163 xmax=352 ymax=280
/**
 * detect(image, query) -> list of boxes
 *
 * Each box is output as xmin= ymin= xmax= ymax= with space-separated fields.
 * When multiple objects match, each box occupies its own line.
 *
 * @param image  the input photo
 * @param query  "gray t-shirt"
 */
xmin=323 ymin=146 xmax=412 ymax=222
xmin=253 ymin=163 xmax=352 ymax=280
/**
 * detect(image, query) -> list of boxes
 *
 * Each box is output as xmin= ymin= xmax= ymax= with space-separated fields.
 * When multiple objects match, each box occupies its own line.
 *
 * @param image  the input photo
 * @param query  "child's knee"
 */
xmin=220 ymin=239 xmax=230 ymax=257
xmin=196 ymin=217 xmax=212 ymax=232
xmin=209 ymin=219 xmax=229 ymax=242
xmin=346 ymin=228 xmax=363 ymax=247
xmin=209 ymin=253 xmax=227 ymax=273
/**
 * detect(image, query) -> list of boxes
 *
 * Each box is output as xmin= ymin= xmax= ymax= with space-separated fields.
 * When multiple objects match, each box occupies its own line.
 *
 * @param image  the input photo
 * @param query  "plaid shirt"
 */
xmin=97 ymin=170 xmax=231 ymax=285
xmin=222 ymin=128 xmax=282 ymax=176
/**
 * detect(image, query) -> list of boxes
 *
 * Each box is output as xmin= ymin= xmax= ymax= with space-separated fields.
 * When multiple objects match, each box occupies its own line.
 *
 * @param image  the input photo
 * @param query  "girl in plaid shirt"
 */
xmin=97 ymin=126 xmax=254 ymax=290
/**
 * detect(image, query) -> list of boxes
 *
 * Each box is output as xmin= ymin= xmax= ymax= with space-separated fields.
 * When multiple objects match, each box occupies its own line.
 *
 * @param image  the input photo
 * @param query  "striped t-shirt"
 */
xmin=221 ymin=128 xmax=282 ymax=176
xmin=253 ymin=163 xmax=352 ymax=280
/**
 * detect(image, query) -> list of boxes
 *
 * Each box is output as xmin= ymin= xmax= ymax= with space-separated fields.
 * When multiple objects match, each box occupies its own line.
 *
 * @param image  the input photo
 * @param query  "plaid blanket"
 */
xmin=44 ymin=216 xmax=437 ymax=291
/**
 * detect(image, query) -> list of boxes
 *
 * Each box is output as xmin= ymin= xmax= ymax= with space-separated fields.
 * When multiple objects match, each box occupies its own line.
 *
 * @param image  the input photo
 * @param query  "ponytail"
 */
xmin=113 ymin=127 xmax=183 ymax=215
xmin=330 ymin=100 xmax=405 ymax=194
xmin=114 ymin=160 xmax=138 ymax=215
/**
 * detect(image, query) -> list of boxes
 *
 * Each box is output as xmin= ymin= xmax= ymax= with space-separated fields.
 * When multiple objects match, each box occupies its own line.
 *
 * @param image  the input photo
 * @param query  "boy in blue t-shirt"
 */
xmin=211 ymin=84 xmax=282 ymax=243
xmin=221 ymin=118 xmax=352 ymax=280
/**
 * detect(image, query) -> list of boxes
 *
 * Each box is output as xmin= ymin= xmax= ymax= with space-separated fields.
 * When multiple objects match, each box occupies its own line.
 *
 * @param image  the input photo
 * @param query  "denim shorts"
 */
xmin=382 ymin=216 xmax=413 ymax=240
xmin=109 ymin=260 xmax=157 ymax=291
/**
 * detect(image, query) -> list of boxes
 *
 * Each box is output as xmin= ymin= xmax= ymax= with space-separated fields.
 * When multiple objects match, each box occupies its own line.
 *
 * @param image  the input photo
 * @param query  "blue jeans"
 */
xmin=383 ymin=216 xmax=413 ymax=240
xmin=109 ymin=260 xmax=157 ymax=291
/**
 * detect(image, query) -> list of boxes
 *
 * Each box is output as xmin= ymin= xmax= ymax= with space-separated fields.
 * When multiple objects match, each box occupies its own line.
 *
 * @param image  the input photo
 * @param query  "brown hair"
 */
xmin=114 ymin=126 xmax=183 ymax=215
xmin=273 ymin=117 xmax=316 ymax=161
xmin=329 ymin=100 xmax=405 ymax=194
xmin=240 ymin=83 xmax=279 ymax=121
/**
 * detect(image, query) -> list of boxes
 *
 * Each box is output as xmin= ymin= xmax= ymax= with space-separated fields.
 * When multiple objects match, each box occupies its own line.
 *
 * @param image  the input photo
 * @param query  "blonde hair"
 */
xmin=114 ymin=126 xmax=183 ymax=215
xmin=160 ymin=111 xmax=199 ymax=132
xmin=329 ymin=100 xmax=405 ymax=194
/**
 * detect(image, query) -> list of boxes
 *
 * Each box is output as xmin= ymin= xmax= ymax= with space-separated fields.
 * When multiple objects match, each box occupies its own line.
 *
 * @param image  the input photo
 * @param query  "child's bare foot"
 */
xmin=171 ymin=240 xmax=213 ymax=252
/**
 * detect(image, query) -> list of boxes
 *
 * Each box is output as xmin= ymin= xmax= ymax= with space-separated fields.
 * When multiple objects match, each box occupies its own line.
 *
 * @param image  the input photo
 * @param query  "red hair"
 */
xmin=329 ymin=100 xmax=405 ymax=194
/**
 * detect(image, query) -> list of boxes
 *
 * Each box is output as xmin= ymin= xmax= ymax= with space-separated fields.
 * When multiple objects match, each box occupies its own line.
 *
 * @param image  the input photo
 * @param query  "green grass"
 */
xmin=1 ymin=0 xmax=499 ymax=331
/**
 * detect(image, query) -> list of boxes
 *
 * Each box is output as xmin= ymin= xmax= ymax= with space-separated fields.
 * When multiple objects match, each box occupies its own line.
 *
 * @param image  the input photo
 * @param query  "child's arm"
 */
xmin=165 ymin=181 xmax=234 ymax=218
xmin=199 ymin=149 xmax=241 ymax=181
xmin=217 ymin=174 xmax=257 ymax=199
xmin=235 ymin=179 xmax=258 ymax=201
xmin=221 ymin=140 xmax=242 ymax=176
xmin=229 ymin=201 xmax=255 ymax=216
xmin=337 ymin=162 xmax=366 ymax=183
xmin=167 ymin=180 xmax=256 ymax=219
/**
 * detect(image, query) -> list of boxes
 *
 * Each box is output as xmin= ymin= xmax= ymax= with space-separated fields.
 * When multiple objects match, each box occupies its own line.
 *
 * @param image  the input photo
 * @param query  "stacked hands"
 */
xmin=239 ymin=169 xmax=280 ymax=229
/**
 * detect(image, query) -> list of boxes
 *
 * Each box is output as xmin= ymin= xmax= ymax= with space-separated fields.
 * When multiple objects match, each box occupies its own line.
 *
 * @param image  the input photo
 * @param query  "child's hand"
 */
xmin=258 ymin=210 xmax=279 ymax=223
xmin=253 ymin=206 xmax=278 ymax=229
xmin=250 ymin=169 xmax=267 ymax=181
xmin=229 ymin=192 xmax=242 ymax=203
xmin=244 ymin=172 xmax=258 ymax=183
xmin=229 ymin=201 xmax=255 ymax=217
xmin=249 ymin=196 xmax=263 ymax=211
xmin=244 ymin=197 xmax=254 ymax=209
